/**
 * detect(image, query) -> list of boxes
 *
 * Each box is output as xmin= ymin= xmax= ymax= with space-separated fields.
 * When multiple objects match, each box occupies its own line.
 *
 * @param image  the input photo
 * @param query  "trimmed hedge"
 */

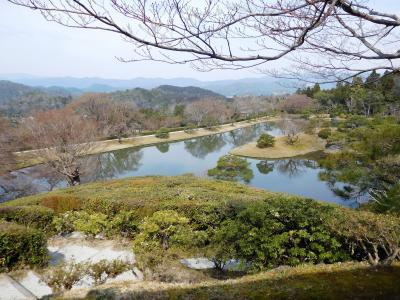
xmin=257 ymin=133 xmax=275 ymax=148
xmin=0 ymin=205 xmax=54 ymax=232
xmin=0 ymin=221 xmax=48 ymax=271
xmin=155 ymin=128 xmax=170 ymax=139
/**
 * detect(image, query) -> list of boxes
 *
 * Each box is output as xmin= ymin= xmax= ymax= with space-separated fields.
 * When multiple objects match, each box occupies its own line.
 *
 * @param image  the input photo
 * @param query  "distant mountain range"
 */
xmin=0 ymin=80 xmax=228 ymax=116
xmin=0 ymin=74 xmax=297 ymax=96
xmin=0 ymin=80 xmax=73 ymax=116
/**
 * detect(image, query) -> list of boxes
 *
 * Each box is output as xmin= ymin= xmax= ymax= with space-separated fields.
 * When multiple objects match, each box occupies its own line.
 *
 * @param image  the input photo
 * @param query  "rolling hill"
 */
xmin=110 ymin=85 xmax=227 ymax=108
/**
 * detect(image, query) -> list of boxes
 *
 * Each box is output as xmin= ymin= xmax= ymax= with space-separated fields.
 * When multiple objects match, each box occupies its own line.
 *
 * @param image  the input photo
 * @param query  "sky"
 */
xmin=0 ymin=0 xmax=399 ymax=80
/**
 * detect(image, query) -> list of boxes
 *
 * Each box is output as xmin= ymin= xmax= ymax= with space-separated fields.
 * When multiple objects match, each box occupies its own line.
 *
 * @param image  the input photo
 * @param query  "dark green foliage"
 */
xmin=155 ymin=127 xmax=170 ymax=139
xmin=256 ymin=133 xmax=275 ymax=148
xmin=0 ymin=221 xmax=48 ymax=271
xmin=208 ymin=155 xmax=253 ymax=183
xmin=328 ymin=209 xmax=400 ymax=266
xmin=110 ymin=85 xmax=226 ymax=109
xmin=0 ymin=205 xmax=54 ymax=232
xmin=309 ymin=72 xmax=400 ymax=116
xmin=318 ymin=117 xmax=400 ymax=212
xmin=211 ymin=199 xmax=348 ymax=271
xmin=318 ymin=128 xmax=332 ymax=139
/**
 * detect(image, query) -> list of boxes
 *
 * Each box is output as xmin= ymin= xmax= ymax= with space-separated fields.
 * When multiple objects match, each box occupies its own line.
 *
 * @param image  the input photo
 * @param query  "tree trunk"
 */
xmin=382 ymin=248 xmax=400 ymax=266
xmin=161 ymin=235 xmax=169 ymax=250
xmin=67 ymin=168 xmax=81 ymax=186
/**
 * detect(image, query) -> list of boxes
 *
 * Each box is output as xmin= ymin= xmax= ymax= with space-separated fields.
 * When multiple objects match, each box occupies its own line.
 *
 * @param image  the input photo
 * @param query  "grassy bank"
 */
xmin=62 ymin=262 xmax=400 ymax=299
xmin=230 ymin=133 xmax=326 ymax=159
xmin=2 ymin=175 xmax=283 ymax=209
xmin=14 ymin=116 xmax=276 ymax=170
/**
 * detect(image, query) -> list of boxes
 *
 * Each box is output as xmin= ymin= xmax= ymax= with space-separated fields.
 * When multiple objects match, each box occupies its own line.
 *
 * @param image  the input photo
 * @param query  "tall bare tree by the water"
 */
xmin=20 ymin=109 xmax=98 ymax=186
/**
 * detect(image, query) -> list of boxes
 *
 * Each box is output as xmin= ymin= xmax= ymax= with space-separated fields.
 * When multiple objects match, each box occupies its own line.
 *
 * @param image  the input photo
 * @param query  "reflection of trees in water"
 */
xmin=156 ymin=143 xmax=170 ymax=153
xmin=256 ymin=161 xmax=274 ymax=175
xmin=226 ymin=127 xmax=259 ymax=146
xmin=255 ymin=159 xmax=310 ymax=178
xmin=184 ymin=134 xmax=226 ymax=159
xmin=85 ymin=149 xmax=143 ymax=181
xmin=0 ymin=148 xmax=144 ymax=202
xmin=318 ymin=169 xmax=368 ymax=203
xmin=274 ymin=159 xmax=307 ymax=178
xmin=0 ymin=165 xmax=64 ymax=202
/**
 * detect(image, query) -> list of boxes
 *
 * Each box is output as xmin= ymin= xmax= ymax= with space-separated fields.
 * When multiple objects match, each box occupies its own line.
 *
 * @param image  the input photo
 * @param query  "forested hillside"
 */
xmin=0 ymin=80 xmax=73 ymax=116
xmin=110 ymin=85 xmax=227 ymax=108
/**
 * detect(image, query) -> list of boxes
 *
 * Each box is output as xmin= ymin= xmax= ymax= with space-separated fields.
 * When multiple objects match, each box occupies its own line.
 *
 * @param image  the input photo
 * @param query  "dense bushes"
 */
xmin=53 ymin=210 xmax=140 ymax=238
xmin=0 ymin=221 xmax=48 ymax=271
xmin=318 ymin=128 xmax=332 ymax=139
xmin=206 ymin=199 xmax=348 ymax=271
xmin=0 ymin=205 xmax=54 ymax=232
xmin=256 ymin=133 xmax=275 ymax=148
xmin=329 ymin=209 xmax=400 ymax=266
xmin=3 ymin=176 xmax=400 ymax=275
xmin=42 ymin=259 xmax=131 ymax=291
xmin=155 ymin=127 xmax=170 ymax=139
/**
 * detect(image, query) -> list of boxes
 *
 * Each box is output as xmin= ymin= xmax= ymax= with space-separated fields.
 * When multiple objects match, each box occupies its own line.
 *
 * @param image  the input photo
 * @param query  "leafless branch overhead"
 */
xmin=7 ymin=0 xmax=400 ymax=82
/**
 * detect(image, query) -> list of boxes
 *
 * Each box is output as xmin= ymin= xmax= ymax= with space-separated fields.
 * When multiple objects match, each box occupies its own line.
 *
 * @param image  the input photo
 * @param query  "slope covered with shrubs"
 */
xmin=1 ymin=176 xmax=399 ymax=276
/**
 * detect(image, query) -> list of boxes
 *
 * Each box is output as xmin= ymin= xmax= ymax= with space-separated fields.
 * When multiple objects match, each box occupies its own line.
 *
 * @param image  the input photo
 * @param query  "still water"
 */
xmin=0 ymin=123 xmax=356 ymax=206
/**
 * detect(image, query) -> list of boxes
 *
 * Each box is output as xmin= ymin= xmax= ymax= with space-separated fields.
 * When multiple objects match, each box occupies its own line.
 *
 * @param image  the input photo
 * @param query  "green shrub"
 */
xmin=41 ymin=261 xmax=86 ymax=291
xmin=0 ymin=221 xmax=48 ymax=271
xmin=208 ymin=199 xmax=348 ymax=271
xmin=73 ymin=212 xmax=108 ymax=237
xmin=0 ymin=205 xmax=54 ymax=232
xmin=184 ymin=124 xmax=196 ymax=134
xmin=107 ymin=210 xmax=140 ymax=238
xmin=52 ymin=212 xmax=78 ymax=235
xmin=88 ymin=259 xmax=131 ymax=285
xmin=208 ymin=155 xmax=253 ymax=183
xmin=155 ymin=128 xmax=170 ymax=139
xmin=328 ymin=209 xmax=400 ymax=266
xmin=318 ymin=128 xmax=332 ymax=139
xmin=40 ymin=195 xmax=82 ymax=214
xmin=256 ymin=133 xmax=275 ymax=148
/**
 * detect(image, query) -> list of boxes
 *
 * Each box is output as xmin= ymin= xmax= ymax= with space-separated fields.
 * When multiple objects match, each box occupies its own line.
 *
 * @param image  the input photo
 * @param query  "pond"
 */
xmin=0 ymin=122 xmax=359 ymax=207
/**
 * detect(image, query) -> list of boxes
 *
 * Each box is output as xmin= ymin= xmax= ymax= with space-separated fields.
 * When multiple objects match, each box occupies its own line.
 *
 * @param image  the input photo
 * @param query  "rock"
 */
xmin=67 ymin=231 xmax=87 ymax=239
xmin=16 ymin=271 xmax=53 ymax=298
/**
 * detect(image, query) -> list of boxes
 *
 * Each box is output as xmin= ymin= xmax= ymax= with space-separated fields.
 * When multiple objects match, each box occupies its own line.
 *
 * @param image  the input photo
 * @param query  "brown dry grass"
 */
xmin=230 ymin=133 xmax=326 ymax=159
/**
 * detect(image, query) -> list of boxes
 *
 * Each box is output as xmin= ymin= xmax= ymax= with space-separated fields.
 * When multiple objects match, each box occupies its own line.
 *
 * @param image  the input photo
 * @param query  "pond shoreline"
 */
xmin=230 ymin=134 xmax=326 ymax=159
xmin=14 ymin=116 xmax=280 ymax=170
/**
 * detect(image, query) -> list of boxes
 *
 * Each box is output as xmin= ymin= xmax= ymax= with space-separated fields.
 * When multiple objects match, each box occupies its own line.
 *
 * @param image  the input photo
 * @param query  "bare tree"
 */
xmin=0 ymin=117 xmax=17 ymax=174
xmin=185 ymin=98 xmax=233 ymax=127
xmin=277 ymin=115 xmax=307 ymax=145
xmin=106 ymin=101 xmax=134 ymax=143
xmin=19 ymin=109 xmax=98 ymax=186
xmin=7 ymin=0 xmax=400 ymax=82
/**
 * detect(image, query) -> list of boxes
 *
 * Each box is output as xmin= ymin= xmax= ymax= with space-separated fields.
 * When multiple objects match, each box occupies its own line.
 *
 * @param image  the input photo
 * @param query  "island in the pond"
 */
xmin=230 ymin=133 xmax=326 ymax=159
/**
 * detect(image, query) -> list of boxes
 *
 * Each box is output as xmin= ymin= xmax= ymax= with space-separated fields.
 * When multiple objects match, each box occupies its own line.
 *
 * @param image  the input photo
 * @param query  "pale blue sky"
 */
xmin=0 ymin=0 xmax=398 ymax=80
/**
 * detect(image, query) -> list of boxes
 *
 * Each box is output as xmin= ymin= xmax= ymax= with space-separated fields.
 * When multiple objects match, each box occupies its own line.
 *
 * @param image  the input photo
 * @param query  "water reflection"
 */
xmin=86 ymin=149 xmax=144 ymax=181
xmin=256 ymin=161 xmax=274 ymax=175
xmin=156 ymin=144 xmax=170 ymax=153
xmin=184 ymin=134 xmax=226 ymax=159
xmin=0 ymin=122 xmax=358 ymax=206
